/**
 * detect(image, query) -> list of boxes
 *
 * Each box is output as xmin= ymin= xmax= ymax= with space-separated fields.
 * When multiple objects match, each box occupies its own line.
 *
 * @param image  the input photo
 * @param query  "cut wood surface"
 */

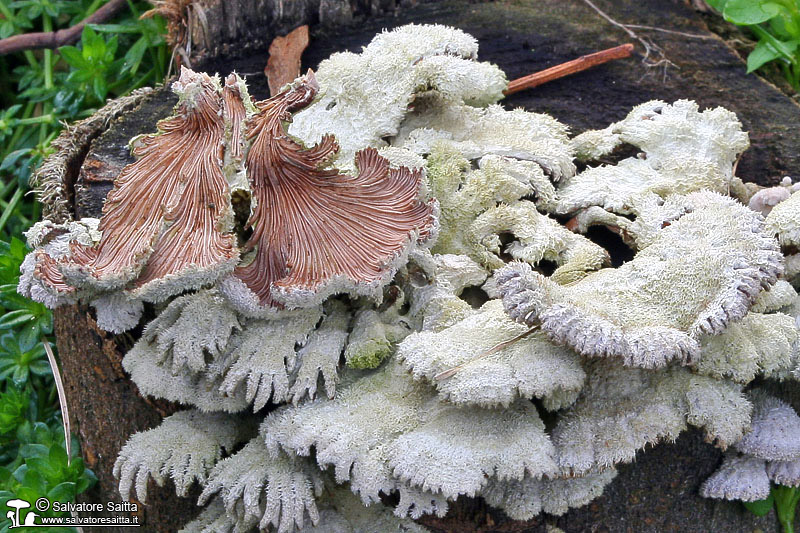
xmin=49 ymin=1 xmax=800 ymax=532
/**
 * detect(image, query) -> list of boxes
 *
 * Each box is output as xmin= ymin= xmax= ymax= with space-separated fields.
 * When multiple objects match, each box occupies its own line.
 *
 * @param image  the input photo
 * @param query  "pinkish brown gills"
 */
xmin=63 ymin=69 xmax=238 ymax=300
xmin=41 ymin=68 xmax=434 ymax=309
xmin=235 ymin=74 xmax=436 ymax=308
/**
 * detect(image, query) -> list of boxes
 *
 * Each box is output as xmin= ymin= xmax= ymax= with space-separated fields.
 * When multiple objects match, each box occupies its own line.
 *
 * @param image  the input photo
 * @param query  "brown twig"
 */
xmin=504 ymin=43 xmax=634 ymax=95
xmin=0 ymin=0 xmax=128 ymax=55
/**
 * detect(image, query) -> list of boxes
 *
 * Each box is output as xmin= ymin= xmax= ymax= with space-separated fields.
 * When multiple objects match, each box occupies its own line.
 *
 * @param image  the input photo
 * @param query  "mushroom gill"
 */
xmin=233 ymin=73 xmax=437 ymax=309
xmin=65 ymin=67 xmax=239 ymax=301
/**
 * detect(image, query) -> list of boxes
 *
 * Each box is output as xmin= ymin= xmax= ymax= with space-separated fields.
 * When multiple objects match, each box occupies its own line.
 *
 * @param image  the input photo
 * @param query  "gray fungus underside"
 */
xmin=59 ymin=0 xmax=800 ymax=532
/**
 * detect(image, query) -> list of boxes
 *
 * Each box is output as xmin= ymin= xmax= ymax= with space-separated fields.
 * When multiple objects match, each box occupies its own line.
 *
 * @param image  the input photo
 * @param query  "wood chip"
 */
xmin=265 ymin=25 xmax=310 ymax=96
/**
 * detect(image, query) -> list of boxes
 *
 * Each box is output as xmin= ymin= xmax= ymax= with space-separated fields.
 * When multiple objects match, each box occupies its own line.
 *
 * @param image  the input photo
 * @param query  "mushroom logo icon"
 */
xmin=5 ymin=498 xmax=39 ymax=528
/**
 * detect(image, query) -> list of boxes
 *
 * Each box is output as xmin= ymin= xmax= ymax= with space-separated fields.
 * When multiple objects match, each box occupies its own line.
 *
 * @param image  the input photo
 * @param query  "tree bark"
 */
xmin=43 ymin=0 xmax=800 ymax=532
xmin=186 ymin=0 xmax=417 ymax=64
xmin=54 ymin=306 xmax=198 ymax=531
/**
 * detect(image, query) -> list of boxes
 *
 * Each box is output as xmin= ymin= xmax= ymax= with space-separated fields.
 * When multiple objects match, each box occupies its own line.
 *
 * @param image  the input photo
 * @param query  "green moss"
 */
xmin=345 ymin=338 xmax=393 ymax=369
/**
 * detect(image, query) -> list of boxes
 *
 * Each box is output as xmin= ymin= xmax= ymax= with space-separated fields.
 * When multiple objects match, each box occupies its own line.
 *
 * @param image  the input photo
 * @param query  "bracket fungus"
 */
xmin=482 ymin=469 xmax=619 ymax=520
xmin=114 ymin=410 xmax=254 ymax=502
xmin=64 ymin=68 xmax=240 ymax=302
xmin=558 ymin=100 xmax=749 ymax=216
xmin=551 ymin=360 xmax=752 ymax=475
xmin=197 ymin=439 xmax=324 ymax=533
xmin=401 ymin=251 xmax=488 ymax=332
xmin=418 ymin=146 xmax=605 ymax=282
xmin=21 ymin=21 xmax=800 ymax=532
xmin=765 ymin=189 xmax=800 ymax=260
xmin=396 ymin=97 xmax=575 ymax=183
xmin=398 ymin=299 xmax=585 ymax=409
xmin=288 ymin=24 xmax=508 ymax=168
xmin=497 ymin=192 xmax=783 ymax=369
xmin=700 ymin=453 xmax=772 ymax=502
xmin=702 ymin=392 xmax=800 ymax=503
xmin=18 ymin=219 xmax=101 ymax=308
xmin=220 ymin=72 xmax=437 ymax=314
xmin=261 ymin=360 xmax=559 ymax=514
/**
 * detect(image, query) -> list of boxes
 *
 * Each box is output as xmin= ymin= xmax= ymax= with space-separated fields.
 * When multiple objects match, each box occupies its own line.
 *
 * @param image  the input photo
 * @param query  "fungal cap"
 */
xmin=735 ymin=392 xmax=800 ymax=461
xmin=63 ymin=67 xmax=239 ymax=302
xmin=700 ymin=454 xmax=771 ymax=502
xmin=766 ymin=458 xmax=800 ymax=487
xmin=226 ymin=73 xmax=437 ymax=313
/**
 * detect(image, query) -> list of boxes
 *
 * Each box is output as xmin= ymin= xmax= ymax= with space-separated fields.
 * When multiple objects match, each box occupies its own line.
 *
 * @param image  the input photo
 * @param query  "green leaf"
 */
xmin=15 ymin=326 xmax=40 ymax=352
xmin=773 ymin=485 xmax=800 ymax=533
xmin=20 ymin=444 xmax=49 ymax=459
xmin=47 ymin=481 xmax=75 ymax=503
xmin=93 ymin=76 xmax=108 ymax=103
xmin=22 ymin=466 xmax=46 ymax=494
xmin=57 ymin=46 xmax=87 ymax=69
xmin=11 ymin=365 xmax=29 ymax=386
xmin=122 ymin=37 xmax=148 ymax=75
xmin=31 ymin=422 xmax=53 ymax=445
xmin=48 ymin=445 xmax=68 ymax=470
xmin=749 ymin=38 xmax=800 ymax=73
xmin=724 ymin=0 xmax=783 ymax=24
xmin=75 ymin=474 xmax=93 ymax=493
xmin=15 ymin=420 xmax=32 ymax=444
xmin=29 ymin=359 xmax=52 ymax=376
xmin=14 ymin=485 xmax=41 ymax=505
xmin=81 ymin=26 xmax=104 ymax=62
xmin=0 ymin=20 xmax=15 ymax=39
xmin=106 ymin=35 xmax=119 ymax=60
xmin=706 ymin=0 xmax=729 ymax=11
xmin=25 ymin=457 xmax=58 ymax=480
xmin=66 ymin=69 xmax=93 ymax=84
xmin=0 ymin=467 xmax=11 ymax=485
xmin=88 ymin=22 xmax=141 ymax=34
xmin=743 ymin=493 xmax=775 ymax=516
xmin=0 ymin=310 xmax=35 ymax=329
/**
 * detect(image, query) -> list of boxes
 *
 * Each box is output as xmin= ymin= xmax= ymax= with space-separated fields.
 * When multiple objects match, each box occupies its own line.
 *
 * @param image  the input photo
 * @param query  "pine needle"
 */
xmin=43 ymin=339 xmax=72 ymax=466
xmin=434 ymin=324 xmax=540 ymax=381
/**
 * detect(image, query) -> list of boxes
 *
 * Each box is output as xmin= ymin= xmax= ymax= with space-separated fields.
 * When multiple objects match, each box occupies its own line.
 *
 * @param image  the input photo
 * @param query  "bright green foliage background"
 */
xmin=709 ymin=0 xmax=800 ymax=90
xmin=0 ymin=1 xmax=169 ymax=530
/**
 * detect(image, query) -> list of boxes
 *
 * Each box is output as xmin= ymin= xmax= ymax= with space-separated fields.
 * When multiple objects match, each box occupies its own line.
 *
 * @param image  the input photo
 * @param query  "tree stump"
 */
xmin=38 ymin=1 xmax=800 ymax=531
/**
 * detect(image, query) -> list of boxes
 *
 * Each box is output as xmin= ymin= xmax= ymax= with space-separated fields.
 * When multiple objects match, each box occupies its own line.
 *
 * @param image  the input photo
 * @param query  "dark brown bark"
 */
xmin=186 ymin=0 xmax=417 ymax=64
xmin=45 ymin=0 xmax=800 ymax=532
xmin=54 ymin=306 xmax=198 ymax=532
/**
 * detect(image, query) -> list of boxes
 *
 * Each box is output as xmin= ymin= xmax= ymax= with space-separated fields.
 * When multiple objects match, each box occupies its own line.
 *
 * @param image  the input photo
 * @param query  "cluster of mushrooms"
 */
xmin=19 ymin=24 xmax=800 ymax=532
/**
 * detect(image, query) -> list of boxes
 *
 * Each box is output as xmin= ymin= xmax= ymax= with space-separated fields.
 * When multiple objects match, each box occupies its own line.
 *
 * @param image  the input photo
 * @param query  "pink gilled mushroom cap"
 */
xmin=221 ymin=72 xmax=438 ymax=315
xmin=222 ymin=72 xmax=249 ymax=167
xmin=61 ymin=67 xmax=239 ymax=303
